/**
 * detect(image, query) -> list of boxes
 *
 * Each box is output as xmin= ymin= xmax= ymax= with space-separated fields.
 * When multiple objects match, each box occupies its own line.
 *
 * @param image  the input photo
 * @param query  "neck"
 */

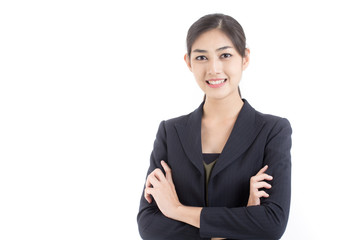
xmin=203 ymin=94 xmax=244 ymax=121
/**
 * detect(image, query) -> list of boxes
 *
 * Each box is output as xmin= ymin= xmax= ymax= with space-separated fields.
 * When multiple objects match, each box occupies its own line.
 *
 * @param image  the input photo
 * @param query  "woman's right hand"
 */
xmin=247 ymin=165 xmax=273 ymax=206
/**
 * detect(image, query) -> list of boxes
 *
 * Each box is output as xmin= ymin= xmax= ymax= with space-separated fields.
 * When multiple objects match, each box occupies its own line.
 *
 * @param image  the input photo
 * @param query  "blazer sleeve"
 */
xmin=137 ymin=121 xmax=201 ymax=240
xmin=199 ymin=118 xmax=292 ymax=240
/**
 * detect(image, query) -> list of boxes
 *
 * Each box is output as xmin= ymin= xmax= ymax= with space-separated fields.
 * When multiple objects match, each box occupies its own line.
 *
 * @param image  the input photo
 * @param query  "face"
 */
xmin=185 ymin=29 xmax=250 ymax=101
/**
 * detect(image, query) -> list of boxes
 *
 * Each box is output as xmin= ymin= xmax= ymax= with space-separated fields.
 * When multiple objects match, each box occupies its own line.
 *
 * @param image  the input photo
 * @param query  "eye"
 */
xmin=195 ymin=55 xmax=207 ymax=61
xmin=221 ymin=53 xmax=232 ymax=59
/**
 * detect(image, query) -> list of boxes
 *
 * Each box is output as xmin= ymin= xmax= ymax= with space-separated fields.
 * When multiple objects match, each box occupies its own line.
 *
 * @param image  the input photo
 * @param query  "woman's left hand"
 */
xmin=145 ymin=160 xmax=182 ymax=219
xmin=247 ymin=165 xmax=273 ymax=206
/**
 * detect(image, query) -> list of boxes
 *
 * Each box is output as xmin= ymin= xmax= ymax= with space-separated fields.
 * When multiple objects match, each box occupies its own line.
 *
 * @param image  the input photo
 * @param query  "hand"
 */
xmin=247 ymin=165 xmax=273 ymax=206
xmin=145 ymin=160 xmax=182 ymax=219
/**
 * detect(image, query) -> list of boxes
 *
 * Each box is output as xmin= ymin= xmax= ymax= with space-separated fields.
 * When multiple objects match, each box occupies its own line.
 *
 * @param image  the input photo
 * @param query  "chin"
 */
xmin=206 ymin=89 xmax=239 ymax=101
xmin=206 ymin=93 xmax=229 ymax=100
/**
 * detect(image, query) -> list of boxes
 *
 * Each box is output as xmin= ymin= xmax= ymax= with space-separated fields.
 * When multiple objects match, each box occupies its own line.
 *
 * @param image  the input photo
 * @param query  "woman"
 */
xmin=137 ymin=13 xmax=292 ymax=240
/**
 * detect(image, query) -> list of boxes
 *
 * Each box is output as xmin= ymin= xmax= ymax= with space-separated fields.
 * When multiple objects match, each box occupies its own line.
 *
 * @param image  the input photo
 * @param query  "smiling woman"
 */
xmin=185 ymin=28 xmax=249 ymax=101
xmin=137 ymin=13 xmax=292 ymax=240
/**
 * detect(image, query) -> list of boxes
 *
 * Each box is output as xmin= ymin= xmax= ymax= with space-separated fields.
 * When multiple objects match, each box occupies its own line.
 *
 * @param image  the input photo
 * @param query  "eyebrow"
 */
xmin=192 ymin=46 xmax=233 ymax=53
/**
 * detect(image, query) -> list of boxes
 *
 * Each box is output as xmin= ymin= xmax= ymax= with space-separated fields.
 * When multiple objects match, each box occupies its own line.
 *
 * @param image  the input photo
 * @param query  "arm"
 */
xmin=199 ymin=118 xmax=292 ymax=239
xmin=137 ymin=121 xmax=200 ymax=240
xmin=145 ymin=162 xmax=271 ymax=240
xmin=145 ymin=160 xmax=203 ymax=228
xmin=140 ymin=118 xmax=291 ymax=239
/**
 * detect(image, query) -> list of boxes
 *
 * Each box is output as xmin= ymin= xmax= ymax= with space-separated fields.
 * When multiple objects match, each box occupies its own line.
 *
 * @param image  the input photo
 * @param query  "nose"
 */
xmin=207 ymin=58 xmax=222 ymax=75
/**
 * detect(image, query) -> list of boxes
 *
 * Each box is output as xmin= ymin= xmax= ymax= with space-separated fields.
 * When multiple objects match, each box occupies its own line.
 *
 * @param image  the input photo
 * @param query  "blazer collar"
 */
xmin=175 ymin=101 xmax=205 ymax=175
xmin=175 ymin=99 xmax=265 ymax=177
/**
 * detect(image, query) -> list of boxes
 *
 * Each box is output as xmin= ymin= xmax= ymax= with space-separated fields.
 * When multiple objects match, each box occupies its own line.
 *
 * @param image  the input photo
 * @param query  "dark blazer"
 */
xmin=137 ymin=99 xmax=292 ymax=240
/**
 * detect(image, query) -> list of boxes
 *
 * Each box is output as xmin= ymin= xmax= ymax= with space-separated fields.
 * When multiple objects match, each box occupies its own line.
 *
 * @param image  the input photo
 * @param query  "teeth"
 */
xmin=208 ymin=79 xmax=225 ymax=85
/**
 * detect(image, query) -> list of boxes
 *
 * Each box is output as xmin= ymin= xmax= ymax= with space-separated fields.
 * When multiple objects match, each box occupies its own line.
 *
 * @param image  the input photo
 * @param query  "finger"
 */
xmin=144 ymin=188 xmax=153 ymax=203
xmin=144 ymin=192 xmax=152 ymax=203
xmin=145 ymin=188 xmax=155 ymax=203
xmin=161 ymin=160 xmax=173 ymax=182
xmin=256 ymin=165 xmax=268 ymax=175
xmin=257 ymin=190 xmax=270 ymax=198
xmin=145 ymin=173 xmax=153 ymax=188
xmin=263 ymin=174 xmax=273 ymax=181
xmin=251 ymin=173 xmax=273 ymax=183
xmin=147 ymin=174 xmax=161 ymax=188
xmin=153 ymin=168 xmax=166 ymax=182
xmin=253 ymin=181 xmax=272 ymax=189
xmin=145 ymin=169 xmax=163 ymax=188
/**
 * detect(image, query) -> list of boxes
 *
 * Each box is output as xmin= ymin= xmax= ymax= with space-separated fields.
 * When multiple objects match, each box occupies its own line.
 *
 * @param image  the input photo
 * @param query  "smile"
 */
xmin=206 ymin=78 xmax=227 ymax=88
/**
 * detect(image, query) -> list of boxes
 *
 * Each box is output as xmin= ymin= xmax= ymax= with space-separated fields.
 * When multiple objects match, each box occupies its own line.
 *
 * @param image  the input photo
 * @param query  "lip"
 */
xmin=206 ymin=78 xmax=225 ymax=81
xmin=206 ymin=78 xmax=227 ymax=88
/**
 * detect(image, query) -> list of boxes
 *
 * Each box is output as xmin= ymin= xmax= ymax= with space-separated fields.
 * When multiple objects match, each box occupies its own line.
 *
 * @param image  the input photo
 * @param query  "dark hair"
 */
xmin=186 ymin=13 xmax=246 ymax=99
xmin=186 ymin=13 xmax=247 ymax=58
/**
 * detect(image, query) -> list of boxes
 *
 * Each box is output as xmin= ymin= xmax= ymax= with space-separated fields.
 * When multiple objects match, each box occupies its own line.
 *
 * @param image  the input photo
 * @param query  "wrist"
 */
xmin=171 ymin=203 xmax=184 ymax=220
xmin=174 ymin=205 xmax=202 ymax=228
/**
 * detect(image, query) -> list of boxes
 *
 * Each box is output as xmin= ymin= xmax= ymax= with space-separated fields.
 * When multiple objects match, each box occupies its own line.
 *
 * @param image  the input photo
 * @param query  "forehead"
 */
xmin=192 ymin=29 xmax=234 ymax=50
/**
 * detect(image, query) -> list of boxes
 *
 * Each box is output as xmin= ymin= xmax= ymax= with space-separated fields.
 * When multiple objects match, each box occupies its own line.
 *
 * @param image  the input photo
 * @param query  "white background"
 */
xmin=1 ymin=0 xmax=359 ymax=239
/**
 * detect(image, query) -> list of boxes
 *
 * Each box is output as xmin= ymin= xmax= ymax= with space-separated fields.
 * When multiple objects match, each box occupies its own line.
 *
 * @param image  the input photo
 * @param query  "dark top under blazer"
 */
xmin=137 ymin=99 xmax=292 ymax=240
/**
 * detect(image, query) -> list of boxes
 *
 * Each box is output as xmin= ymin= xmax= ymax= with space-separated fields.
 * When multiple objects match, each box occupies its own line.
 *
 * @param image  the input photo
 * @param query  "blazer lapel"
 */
xmin=175 ymin=102 xmax=205 ymax=175
xmin=211 ymin=100 xmax=265 ymax=178
xmin=174 ymin=99 xmax=265 ymax=178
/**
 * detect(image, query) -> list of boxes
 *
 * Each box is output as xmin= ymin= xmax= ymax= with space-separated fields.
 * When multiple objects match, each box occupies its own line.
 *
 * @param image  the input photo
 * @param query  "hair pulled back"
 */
xmin=186 ymin=13 xmax=247 ymax=58
xmin=186 ymin=13 xmax=246 ymax=99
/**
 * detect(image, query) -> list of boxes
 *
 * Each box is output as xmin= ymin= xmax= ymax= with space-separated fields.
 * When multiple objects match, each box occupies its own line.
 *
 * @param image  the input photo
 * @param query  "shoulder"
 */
xmin=152 ymin=111 xmax=193 ymax=138
xmin=164 ymin=113 xmax=191 ymax=126
xmin=257 ymin=111 xmax=291 ymax=128
xmin=254 ymin=109 xmax=292 ymax=139
xmin=161 ymin=112 xmax=192 ymax=133
xmin=245 ymin=99 xmax=291 ymax=134
xmin=161 ymin=103 xmax=203 ymax=129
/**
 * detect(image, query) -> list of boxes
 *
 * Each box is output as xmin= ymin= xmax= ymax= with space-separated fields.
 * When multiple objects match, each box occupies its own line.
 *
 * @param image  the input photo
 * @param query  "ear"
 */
xmin=242 ymin=48 xmax=250 ymax=70
xmin=184 ymin=54 xmax=192 ymax=72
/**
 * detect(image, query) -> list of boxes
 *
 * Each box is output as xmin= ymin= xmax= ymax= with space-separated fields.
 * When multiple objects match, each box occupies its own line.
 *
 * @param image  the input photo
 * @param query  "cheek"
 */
xmin=195 ymin=76 xmax=205 ymax=88
xmin=192 ymin=66 xmax=205 ymax=81
xmin=225 ymin=63 xmax=243 ymax=80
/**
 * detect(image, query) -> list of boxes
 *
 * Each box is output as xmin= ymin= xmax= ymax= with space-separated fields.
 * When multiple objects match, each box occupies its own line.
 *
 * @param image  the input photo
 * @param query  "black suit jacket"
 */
xmin=137 ymin=99 xmax=292 ymax=240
